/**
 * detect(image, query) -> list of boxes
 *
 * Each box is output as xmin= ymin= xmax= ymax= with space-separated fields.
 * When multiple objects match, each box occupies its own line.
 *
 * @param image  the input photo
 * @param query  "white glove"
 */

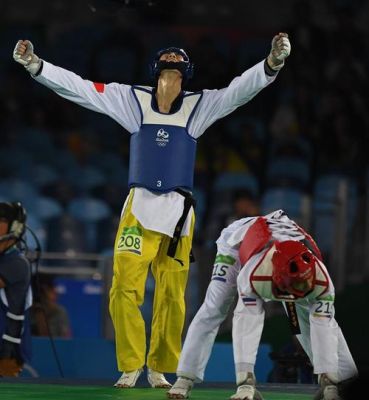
xmin=13 ymin=40 xmax=41 ymax=75
xmin=322 ymin=386 xmax=342 ymax=400
xmin=231 ymin=372 xmax=265 ymax=400
xmin=313 ymin=373 xmax=342 ymax=400
xmin=230 ymin=384 xmax=255 ymax=400
xmin=267 ymin=32 xmax=291 ymax=71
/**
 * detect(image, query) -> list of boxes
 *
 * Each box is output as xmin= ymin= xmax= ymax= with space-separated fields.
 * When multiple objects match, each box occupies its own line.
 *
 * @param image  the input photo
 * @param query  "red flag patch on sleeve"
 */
xmin=93 ymin=82 xmax=105 ymax=93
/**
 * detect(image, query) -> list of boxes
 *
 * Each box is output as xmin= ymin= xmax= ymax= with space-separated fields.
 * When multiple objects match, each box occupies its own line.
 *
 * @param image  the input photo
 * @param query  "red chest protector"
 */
xmin=239 ymin=217 xmax=272 ymax=266
xmin=239 ymin=217 xmax=323 ymax=266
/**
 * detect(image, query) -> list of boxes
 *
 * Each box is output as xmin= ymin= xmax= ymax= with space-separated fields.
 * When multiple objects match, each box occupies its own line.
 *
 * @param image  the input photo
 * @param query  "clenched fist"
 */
xmin=267 ymin=33 xmax=291 ymax=71
xmin=13 ymin=40 xmax=41 ymax=75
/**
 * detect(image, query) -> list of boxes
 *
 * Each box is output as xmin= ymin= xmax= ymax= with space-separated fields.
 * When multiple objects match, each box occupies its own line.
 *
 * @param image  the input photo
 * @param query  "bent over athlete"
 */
xmin=13 ymin=33 xmax=291 ymax=388
xmin=169 ymin=210 xmax=358 ymax=400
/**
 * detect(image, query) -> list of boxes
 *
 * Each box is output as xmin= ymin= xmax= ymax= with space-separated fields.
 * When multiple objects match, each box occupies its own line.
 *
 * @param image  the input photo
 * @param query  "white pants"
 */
xmin=286 ymin=302 xmax=358 ymax=381
xmin=177 ymin=253 xmax=358 ymax=383
xmin=176 ymin=252 xmax=240 ymax=382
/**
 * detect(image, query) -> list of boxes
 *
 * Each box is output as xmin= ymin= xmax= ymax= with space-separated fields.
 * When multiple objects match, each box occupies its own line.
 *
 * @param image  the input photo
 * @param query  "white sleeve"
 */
xmin=33 ymin=60 xmax=141 ymax=133
xmin=188 ymin=59 xmax=277 ymax=138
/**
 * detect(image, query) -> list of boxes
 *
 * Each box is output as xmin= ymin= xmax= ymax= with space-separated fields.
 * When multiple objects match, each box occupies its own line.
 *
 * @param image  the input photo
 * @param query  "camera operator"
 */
xmin=0 ymin=202 xmax=32 ymax=377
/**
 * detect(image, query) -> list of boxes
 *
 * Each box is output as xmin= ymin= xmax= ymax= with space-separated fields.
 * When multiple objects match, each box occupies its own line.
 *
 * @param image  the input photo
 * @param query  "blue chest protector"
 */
xmin=129 ymin=87 xmax=202 ymax=193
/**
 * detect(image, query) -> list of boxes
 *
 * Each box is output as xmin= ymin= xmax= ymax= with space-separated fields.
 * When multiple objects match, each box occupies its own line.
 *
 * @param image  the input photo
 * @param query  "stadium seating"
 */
xmin=225 ymin=115 xmax=266 ymax=142
xmin=214 ymin=172 xmax=260 ymax=197
xmin=29 ymin=164 xmax=60 ymax=189
xmin=50 ymin=25 xmax=108 ymax=74
xmin=96 ymin=214 xmax=120 ymax=253
xmin=268 ymin=137 xmax=314 ymax=164
xmin=0 ymin=147 xmax=34 ymax=180
xmin=235 ymin=37 xmax=270 ymax=71
xmin=265 ymin=157 xmax=311 ymax=190
xmin=51 ymin=150 xmax=79 ymax=174
xmin=192 ymin=187 xmax=206 ymax=233
xmin=67 ymin=197 xmax=112 ymax=252
xmin=95 ymin=46 xmax=138 ymax=83
xmin=313 ymin=173 xmax=358 ymax=213
xmin=311 ymin=173 xmax=359 ymax=256
xmin=46 ymin=213 xmax=90 ymax=266
xmin=27 ymin=196 xmax=64 ymax=222
xmin=311 ymin=199 xmax=336 ymax=256
xmin=13 ymin=128 xmax=56 ymax=162
xmin=0 ymin=179 xmax=39 ymax=209
xmin=261 ymin=187 xmax=308 ymax=223
xmin=66 ymin=165 xmax=107 ymax=193
xmin=25 ymin=213 xmax=47 ymax=254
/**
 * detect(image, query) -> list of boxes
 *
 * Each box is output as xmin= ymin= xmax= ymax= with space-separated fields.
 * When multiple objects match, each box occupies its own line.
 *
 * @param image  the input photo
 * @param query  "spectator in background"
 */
xmin=225 ymin=189 xmax=260 ymax=226
xmin=204 ymin=189 xmax=260 ymax=250
xmin=269 ymin=101 xmax=299 ymax=141
xmin=30 ymin=275 xmax=71 ymax=338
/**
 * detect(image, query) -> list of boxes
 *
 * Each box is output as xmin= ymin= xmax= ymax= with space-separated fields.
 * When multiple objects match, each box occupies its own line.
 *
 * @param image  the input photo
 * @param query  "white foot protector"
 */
xmin=114 ymin=368 xmax=143 ymax=388
xmin=323 ymin=385 xmax=342 ymax=400
xmin=167 ymin=377 xmax=194 ymax=399
xmin=230 ymin=384 xmax=256 ymax=400
xmin=147 ymin=368 xmax=172 ymax=388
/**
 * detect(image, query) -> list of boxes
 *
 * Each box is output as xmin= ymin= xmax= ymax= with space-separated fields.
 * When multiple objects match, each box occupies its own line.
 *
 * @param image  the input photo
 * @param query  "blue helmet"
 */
xmin=149 ymin=47 xmax=194 ymax=82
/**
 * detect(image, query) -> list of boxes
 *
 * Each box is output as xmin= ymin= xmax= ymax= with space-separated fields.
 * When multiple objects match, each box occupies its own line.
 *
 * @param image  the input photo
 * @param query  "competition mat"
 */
xmin=0 ymin=380 xmax=317 ymax=400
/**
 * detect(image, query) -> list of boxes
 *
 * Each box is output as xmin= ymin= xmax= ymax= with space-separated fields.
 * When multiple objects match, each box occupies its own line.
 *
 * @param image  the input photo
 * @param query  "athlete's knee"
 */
xmin=202 ymin=302 xmax=228 ymax=322
xmin=164 ymin=276 xmax=189 ymax=301
xmin=110 ymin=284 xmax=144 ymax=306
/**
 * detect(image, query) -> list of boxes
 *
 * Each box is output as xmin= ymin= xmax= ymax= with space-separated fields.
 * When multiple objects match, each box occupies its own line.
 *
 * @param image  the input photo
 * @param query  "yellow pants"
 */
xmin=109 ymin=191 xmax=195 ymax=373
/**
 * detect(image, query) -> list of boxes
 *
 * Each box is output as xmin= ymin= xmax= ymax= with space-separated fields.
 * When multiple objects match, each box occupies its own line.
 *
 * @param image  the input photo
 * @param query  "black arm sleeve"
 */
xmin=264 ymin=59 xmax=279 ymax=77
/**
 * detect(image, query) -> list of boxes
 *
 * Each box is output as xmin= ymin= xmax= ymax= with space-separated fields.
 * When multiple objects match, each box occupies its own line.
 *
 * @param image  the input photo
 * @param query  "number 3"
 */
xmin=157 ymin=180 xmax=162 ymax=187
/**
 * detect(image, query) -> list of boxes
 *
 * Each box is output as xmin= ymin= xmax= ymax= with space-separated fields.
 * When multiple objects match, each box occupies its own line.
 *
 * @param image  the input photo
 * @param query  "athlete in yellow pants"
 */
xmin=14 ymin=37 xmax=289 ymax=389
xmin=109 ymin=191 xmax=195 ymax=375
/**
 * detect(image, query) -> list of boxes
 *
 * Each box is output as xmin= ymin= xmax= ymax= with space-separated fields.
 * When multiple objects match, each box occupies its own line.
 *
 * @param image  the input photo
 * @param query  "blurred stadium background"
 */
xmin=0 ymin=0 xmax=368 ymax=384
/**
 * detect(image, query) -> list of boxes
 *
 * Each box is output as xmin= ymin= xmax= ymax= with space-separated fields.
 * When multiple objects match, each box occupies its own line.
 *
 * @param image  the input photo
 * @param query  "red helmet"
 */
xmin=271 ymin=240 xmax=316 ymax=298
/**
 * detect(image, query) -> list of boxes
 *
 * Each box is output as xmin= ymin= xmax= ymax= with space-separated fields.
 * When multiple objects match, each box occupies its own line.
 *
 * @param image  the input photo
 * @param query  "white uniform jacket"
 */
xmin=33 ymin=59 xmax=277 ymax=237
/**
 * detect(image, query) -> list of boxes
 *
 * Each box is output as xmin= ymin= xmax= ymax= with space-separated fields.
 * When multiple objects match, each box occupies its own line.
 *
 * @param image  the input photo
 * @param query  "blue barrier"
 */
xmin=55 ymin=278 xmax=103 ymax=338
xmin=25 ymin=337 xmax=120 ymax=380
xmin=24 ymin=337 xmax=273 ymax=383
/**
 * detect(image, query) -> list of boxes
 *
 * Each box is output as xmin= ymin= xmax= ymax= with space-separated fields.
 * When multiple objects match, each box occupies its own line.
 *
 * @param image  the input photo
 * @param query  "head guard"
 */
xmin=272 ymin=240 xmax=316 ymax=298
xmin=0 ymin=202 xmax=27 ymax=245
xmin=149 ymin=47 xmax=194 ymax=83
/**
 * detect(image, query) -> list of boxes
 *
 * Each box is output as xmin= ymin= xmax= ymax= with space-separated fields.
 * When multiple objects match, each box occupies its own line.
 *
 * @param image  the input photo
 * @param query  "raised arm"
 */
xmin=189 ymin=33 xmax=291 ymax=138
xmin=13 ymin=40 xmax=140 ymax=133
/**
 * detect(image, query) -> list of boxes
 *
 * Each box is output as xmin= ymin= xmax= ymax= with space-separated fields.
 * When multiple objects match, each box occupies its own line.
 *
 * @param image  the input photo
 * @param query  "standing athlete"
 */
xmin=168 ymin=209 xmax=358 ymax=400
xmin=13 ymin=33 xmax=291 ymax=388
